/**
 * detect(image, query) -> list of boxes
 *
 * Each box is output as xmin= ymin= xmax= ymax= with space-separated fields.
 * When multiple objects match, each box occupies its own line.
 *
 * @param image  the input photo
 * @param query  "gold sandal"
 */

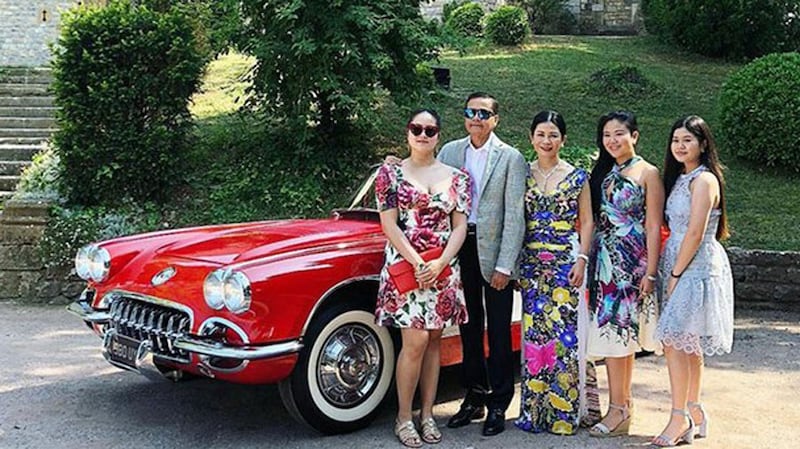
xmin=420 ymin=417 xmax=442 ymax=444
xmin=394 ymin=420 xmax=422 ymax=448
xmin=589 ymin=403 xmax=631 ymax=438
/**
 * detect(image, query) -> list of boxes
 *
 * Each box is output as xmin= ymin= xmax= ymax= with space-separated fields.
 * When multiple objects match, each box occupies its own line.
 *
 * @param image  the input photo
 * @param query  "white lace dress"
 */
xmin=656 ymin=166 xmax=734 ymax=356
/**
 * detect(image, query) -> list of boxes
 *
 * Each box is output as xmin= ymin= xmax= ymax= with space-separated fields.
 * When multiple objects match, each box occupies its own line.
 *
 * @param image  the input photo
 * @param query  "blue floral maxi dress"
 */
xmin=374 ymin=163 xmax=471 ymax=330
xmin=656 ymin=166 xmax=733 ymax=355
xmin=587 ymin=157 xmax=659 ymax=358
xmin=515 ymin=167 xmax=600 ymax=435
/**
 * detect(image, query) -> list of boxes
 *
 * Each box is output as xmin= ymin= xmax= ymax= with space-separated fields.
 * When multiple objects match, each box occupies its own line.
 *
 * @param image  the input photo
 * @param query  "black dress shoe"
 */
xmin=482 ymin=409 xmax=505 ymax=436
xmin=446 ymin=402 xmax=486 ymax=428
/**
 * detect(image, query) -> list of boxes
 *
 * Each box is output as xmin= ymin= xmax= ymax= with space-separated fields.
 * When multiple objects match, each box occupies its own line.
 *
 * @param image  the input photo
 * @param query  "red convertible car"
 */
xmin=67 ymin=167 xmax=521 ymax=434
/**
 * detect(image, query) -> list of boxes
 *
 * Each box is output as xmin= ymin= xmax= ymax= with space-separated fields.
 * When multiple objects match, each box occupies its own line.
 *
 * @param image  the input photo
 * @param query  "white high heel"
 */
xmin=688 ymin=401 xmax=709 ymax=438
xmin=650 ymin=408 xmax=695 ymax=447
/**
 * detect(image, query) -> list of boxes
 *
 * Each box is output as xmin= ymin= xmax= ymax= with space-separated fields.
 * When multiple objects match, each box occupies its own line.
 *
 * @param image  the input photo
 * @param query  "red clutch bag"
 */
xmin=387 ymin=247 xmax=452 ymax=294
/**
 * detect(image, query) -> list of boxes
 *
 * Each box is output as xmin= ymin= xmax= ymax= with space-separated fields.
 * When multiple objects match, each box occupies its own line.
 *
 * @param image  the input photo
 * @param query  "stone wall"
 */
xmin=0 ymin=202 xmax=797 ymax=310
xmin=0 ymin=200 xmax=82 ymax=304
xmin=578 ymin=0 xmax=642 ymax=34
xmin=421 ymin=0 xmax=507 ymax=20
xmin=0 ymin=1 xmax=75 ymax=67
xmin=728 ymin=248 xmax=800 ymax=311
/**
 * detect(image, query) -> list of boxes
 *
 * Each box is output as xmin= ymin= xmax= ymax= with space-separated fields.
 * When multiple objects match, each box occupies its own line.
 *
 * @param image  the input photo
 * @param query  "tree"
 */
xmin=238 ymin=0 xmax=438 ymax=155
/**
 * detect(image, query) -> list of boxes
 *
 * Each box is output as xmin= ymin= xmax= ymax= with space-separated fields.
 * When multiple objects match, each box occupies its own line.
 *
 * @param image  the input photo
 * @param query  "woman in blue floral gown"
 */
xmin=587 ymin=111 xmax=664 ymax=438
xmin=515 ymin=111 xmax=599 ymax=435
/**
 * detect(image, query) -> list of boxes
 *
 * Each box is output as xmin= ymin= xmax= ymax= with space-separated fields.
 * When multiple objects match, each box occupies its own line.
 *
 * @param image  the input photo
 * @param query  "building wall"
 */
xmin=0 ymin=1 xmax=76 ymax=66
xmin=421 ymin=0 xmax=508 ymax=20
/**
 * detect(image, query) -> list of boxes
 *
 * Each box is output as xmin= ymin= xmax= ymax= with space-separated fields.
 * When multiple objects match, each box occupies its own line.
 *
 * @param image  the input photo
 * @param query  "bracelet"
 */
xmin=670 ymin=271 xmax=682 ymax=278
xmin=576 ymin=254 xmax=590 ymax=263
xmin=646 ymin=274 xmax=657 ymax=282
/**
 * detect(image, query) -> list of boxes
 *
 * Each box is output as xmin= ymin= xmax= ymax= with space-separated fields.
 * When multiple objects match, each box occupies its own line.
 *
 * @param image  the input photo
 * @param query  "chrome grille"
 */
xmin=109 ymin=296 xmax=191 ymax=363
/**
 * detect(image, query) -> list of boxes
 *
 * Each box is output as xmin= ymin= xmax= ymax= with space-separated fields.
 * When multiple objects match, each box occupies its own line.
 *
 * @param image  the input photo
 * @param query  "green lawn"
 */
xmin=191 ymin=36 xmax=800 ymax=251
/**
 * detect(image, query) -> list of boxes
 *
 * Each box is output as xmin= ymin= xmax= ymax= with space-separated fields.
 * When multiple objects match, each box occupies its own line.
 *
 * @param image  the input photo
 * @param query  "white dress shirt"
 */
xmin=464 ymin=132 xmax=494 ymax=224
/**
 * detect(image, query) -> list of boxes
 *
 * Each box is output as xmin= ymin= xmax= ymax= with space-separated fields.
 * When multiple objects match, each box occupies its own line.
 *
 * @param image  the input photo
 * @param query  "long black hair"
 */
xmin=589 ymin=111 xmax=639 ymax=218
xmin=663 ymin=115 xmax=729 ymax=240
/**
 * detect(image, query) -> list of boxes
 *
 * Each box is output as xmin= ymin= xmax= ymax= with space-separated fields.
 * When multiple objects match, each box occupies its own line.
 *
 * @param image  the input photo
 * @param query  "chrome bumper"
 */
xmin=66 ymin=300 xmax=111 ymax=323
xmin=67 ymin=300 xmax=303 ymax=361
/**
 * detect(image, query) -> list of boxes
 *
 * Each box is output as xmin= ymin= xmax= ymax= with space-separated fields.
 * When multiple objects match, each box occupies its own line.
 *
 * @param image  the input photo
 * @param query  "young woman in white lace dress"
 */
xmin=651 ymin=115 xmax=734 ymax=447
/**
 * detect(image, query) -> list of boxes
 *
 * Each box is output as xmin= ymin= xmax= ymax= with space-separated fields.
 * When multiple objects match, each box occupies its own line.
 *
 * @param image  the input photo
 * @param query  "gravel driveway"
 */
xmin=0 ymin=302 xmax=797 ymax=449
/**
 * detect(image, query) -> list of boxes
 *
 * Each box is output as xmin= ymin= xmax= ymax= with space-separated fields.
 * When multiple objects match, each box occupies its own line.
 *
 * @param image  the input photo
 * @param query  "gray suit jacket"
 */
xmin=438 ymin=134 xmax=527 ymax=282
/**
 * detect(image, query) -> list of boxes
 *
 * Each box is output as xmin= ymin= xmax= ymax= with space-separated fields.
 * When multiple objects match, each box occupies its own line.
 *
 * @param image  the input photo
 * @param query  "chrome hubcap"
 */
xmin=317 ymin=323 xmax=381 ymax=407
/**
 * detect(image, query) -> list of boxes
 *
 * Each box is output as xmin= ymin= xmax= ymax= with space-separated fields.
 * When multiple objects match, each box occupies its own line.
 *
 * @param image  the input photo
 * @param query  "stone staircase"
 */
xmin=0 ymin=67 xmax=57 ymax=205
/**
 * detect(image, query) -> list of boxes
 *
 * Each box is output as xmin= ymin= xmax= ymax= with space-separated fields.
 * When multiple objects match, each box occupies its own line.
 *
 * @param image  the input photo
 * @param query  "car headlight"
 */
xmin=88 ymin=247 xmax=111 ymax=282
xmin=75 ymin=245 xmax=94 ymax=280
xmin=223 ymin=271 xmax=251 ymax=314
xmin=203 ymin=269 xmax=227 ymax=310
xmin=75 ymin=245 xmax=111 ymax=282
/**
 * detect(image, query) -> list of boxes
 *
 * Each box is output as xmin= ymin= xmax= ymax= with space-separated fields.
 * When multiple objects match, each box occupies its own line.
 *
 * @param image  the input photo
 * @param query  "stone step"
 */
xmin=0 ymin=191 xmax=13 ymax=204
xmin=0 ymin=128 xmax=56 ymax=138
xmin=0 ymin=144 xmax=46 ymax=160
xmin=0 ymin=116 xmax=57 ymax=129
xmin=0 ymin=161 xmax=31 ymax=176
xmin=0 ymin=97 xmax=55 ymax=107
xmin=0 ymin=137 xmax=48 ymax=146
xmin=0 ymin=84 xmax=52 ymax=96
xmin=0 ymin=74 xmax=54 ymax=85
xmin=0 ymin=117 xmax=57 ymax=129
xmin=0 ymin=67 xmax=52 ymax=77
xmin=0 ymin=176 xmax=20 ymax=191
xmin=0 ymin=107 xmax=58 ymax=118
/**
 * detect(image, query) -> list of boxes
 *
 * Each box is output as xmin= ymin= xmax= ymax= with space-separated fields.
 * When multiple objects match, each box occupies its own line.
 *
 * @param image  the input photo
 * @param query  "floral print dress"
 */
xmin=374 ymin=163 xmax=471 ymax=330
xmin=515 ymin=167 xmax=599 ymax=435
xmin=587 ymin=157 xmax=658 ymax=357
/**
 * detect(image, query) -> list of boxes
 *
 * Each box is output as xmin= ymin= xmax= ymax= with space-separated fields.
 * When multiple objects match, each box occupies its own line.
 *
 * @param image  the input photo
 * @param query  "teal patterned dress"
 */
xmin=515 ymin=166 xmax=599 ymax=435
xmin=587 ymin=156 xmax=658 ymax=358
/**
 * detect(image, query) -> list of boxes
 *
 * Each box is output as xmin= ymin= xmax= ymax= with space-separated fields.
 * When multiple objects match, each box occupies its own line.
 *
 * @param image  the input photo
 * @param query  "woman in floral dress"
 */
xmin=515 ymin=111 xmax=599 ymax=435
xmin=587 ymin=111 xmax=664 ymax=438
xmin=375 ymin=109 xmax=471 ymax=448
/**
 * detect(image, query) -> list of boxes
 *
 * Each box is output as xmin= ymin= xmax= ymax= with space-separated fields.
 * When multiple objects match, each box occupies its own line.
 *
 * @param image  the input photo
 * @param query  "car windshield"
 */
xmin=346 ymin=165 xmax=380 ymax=211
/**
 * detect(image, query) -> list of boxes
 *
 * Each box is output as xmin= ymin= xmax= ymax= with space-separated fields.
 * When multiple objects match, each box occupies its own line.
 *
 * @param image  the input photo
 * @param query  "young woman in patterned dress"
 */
xmin=514 ymin=110 xmax=599 ymax=435
xmin=650 ymin=116 xmax=733 ymax=447
xmin=587 ymin=111 xmax=664 ymax=438
xmin=374 ymin=109 xmax=472 ymax=448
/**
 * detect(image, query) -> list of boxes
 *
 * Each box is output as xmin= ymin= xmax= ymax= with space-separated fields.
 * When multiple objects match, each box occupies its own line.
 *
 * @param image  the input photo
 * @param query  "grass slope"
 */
xmin=191 ymin=37 xmax=800 ymax=251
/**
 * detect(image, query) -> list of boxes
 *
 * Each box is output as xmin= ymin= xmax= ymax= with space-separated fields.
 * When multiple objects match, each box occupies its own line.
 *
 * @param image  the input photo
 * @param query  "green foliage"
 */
xmin=642 ymin=0 xmax=800 ymax=59
xmin=51 ymin=0 xmax=206 ymax=206
xmin=485 ymin=6 xmax=529 ymax=46
xmin=719 ymin=52 xmax=800 ymax=171
xmin=587 ymin=64 xmax=657 ymax=99
xmin=12 ymin=144 xmax=64 ymax=203
xmin=560 ymin=145 xmax=597 ymax=171
xmin=442 ymin=0 xmax=471 ymax=23
xmin=39 ymin=202 xmax=167 ymax=270
xmin=446 ymin=2 xmax=485 ymax=37
xmin=426 ymin=12 xmax=481 ymax=55
xmin=238 ymin=0 xmax=437 ymax=168
xmin=181 ymin=115 xmax=373 ymax=225
xmin=512 ymin=0 xmax=576 ymax=35
xmin=138 ymin=0 xmax=243 ymax=55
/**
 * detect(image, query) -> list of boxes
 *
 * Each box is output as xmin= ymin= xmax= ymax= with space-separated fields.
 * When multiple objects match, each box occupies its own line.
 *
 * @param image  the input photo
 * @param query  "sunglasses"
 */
xmin=463 ymin=108 xmax=495 ymax=121
xmin=407 ymin=123 xmax=440 ymax=138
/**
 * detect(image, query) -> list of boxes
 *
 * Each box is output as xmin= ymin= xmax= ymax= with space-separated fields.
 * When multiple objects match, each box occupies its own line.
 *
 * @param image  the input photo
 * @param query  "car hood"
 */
xmin=153 ymin=218 xmax=382 ymax=266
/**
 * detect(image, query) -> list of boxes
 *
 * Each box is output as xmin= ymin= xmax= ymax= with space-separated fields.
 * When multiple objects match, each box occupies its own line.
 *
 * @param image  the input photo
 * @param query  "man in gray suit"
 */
xmin=439 ymin=92 xmax=527 ymax=436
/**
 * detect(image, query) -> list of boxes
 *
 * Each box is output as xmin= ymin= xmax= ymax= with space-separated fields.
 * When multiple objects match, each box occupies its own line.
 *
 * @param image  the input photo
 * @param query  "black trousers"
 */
xmin=457 ymin=232 xmax=514 ymax=411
